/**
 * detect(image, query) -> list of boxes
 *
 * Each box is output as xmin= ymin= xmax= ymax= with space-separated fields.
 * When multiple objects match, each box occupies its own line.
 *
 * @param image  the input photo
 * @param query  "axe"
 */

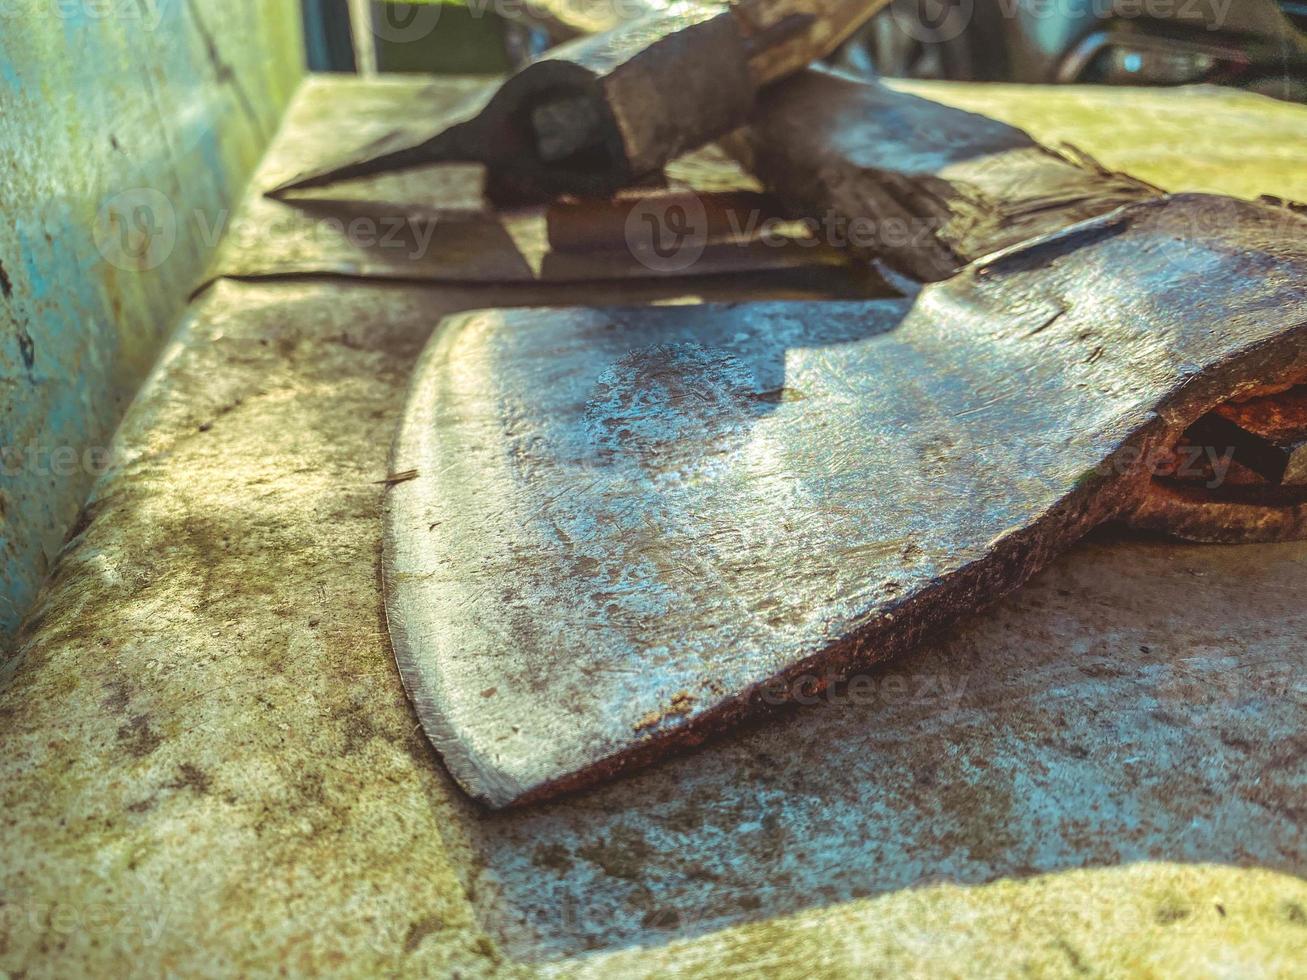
xmin=383 ymin=69 xmax=1307 ymax=807
xmin=267 ymin=0 xmax=887 ymax=201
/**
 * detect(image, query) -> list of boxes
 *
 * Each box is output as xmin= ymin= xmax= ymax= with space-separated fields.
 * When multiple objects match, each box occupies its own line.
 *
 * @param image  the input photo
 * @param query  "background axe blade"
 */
xmin=270 ymin=1 xmax=888 ymax=201
xmin=384 ymin=192 xmax=1307 ymax=807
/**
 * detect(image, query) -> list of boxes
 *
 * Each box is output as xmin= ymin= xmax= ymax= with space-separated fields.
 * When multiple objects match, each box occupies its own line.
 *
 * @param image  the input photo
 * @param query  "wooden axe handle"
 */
xmin=729 ymin=68 xmax=1162 ymax=282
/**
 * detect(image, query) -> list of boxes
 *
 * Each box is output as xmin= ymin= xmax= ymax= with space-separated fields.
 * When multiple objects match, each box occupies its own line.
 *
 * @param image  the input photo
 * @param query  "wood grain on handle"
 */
xmin=730 ymin=68 xmax=1162 ymax=281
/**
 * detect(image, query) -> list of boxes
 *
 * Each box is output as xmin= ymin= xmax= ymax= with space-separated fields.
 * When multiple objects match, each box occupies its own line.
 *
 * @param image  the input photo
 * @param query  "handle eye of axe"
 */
xmin=1173 ymin=384 xmax=1307 ymax=489
xmin=528 ymin=91 xmax=609 ymax=165
xmin=1132 ymin=380 xmax=1307 ymax=543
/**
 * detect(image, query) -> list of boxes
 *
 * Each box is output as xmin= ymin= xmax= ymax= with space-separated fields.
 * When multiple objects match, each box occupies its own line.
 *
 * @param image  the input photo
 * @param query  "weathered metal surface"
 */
xmin=210 ymin=77 xmax=843 ymax=285
xmin=272 ymin=0 xmax=888 ymax=200
xmin=271 ymin=4 xmax=744 ymax=199
xmin=379 ymin=66 xmax=1307 ymax=806
xmin=5 ymin=271 xmax=1306 ymax=973
xmin=385 ymin=193 xmax=1307 ymax=807
xmin=0 ymin=0 xmax=302 ymax=642
xmin=4 ymin=76 xmax=1307 ymax=976
xmin=545 ymin=190 xmax=787 ymax=253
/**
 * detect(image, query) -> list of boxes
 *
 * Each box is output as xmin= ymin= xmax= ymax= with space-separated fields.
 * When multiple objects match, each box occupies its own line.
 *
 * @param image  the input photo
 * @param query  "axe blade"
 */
xmin=384 ymin=194 xmax=1307 ymax=807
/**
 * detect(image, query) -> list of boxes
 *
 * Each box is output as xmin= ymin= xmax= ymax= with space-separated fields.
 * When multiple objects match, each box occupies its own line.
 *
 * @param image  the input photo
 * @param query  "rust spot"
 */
xmin=633 ymin=690 xmax=695 ymax=732
xmin=166 ymin=763 xmax=212 ymax=794
xmin=1155 ymin=900 xmax=1192 ymax=924
xmin=402 ymin=915 xmax=444 ymax=953
xmin=578 ymin=826 xmax=651 ymax=881
xmin=340 ymin=709 xmax=377 ymax=754
xmin=641 ymin=907 xmax=681 ymax=929
xmin=115 ymin=714 xmax=162 ymax=758
xmin=16 ymin=325 xmax=34 ymax=369
xmin=0 ymin=258 xmax=12 ymax=298
xmin=752 ymin=386 xmax=804 ymax=404
xmin=532 ymin=843 xmax=573 ymax=872
xmin=101 ymin=678 xmax=132 ymax=714
xmin=401 ymin=732 xmax=438 ymax=769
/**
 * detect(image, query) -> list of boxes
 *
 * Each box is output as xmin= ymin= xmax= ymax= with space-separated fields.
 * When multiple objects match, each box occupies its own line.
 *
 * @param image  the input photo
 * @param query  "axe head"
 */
xmin=383 ymin=194 xmax=1307 ymax=807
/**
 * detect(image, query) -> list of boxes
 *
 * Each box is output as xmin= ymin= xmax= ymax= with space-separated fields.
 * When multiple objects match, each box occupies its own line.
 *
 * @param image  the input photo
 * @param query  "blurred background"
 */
xmin=304 ymin=0 xmax=1307 ymax=101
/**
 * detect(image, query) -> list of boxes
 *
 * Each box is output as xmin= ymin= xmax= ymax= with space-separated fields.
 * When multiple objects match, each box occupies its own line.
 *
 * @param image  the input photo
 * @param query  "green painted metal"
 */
xmin=0 ymin=0 xmax=304 ymax=641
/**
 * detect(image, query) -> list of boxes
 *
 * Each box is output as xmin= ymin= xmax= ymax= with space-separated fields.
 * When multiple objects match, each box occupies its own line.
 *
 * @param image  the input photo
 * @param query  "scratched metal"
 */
xmin=6 ymin=77 xmax=1307 ymax=977
xmin=4 ymin=274 xmax=1304 ymax=974
xmin=470 ymin=542 xmax=1307 ymax=960
xmin=385 ymin=193 xmax=1307 ymax=807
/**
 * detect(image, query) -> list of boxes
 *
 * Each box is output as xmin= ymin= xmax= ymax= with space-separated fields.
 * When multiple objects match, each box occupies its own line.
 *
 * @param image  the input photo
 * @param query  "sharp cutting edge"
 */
xmin=383 ymin=69 xmax=1307 ymax=806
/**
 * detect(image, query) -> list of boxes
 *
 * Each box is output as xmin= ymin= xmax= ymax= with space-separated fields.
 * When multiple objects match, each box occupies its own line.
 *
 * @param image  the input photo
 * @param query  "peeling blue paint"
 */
xmin=0 ymin=2 xmax=304 ymax=640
